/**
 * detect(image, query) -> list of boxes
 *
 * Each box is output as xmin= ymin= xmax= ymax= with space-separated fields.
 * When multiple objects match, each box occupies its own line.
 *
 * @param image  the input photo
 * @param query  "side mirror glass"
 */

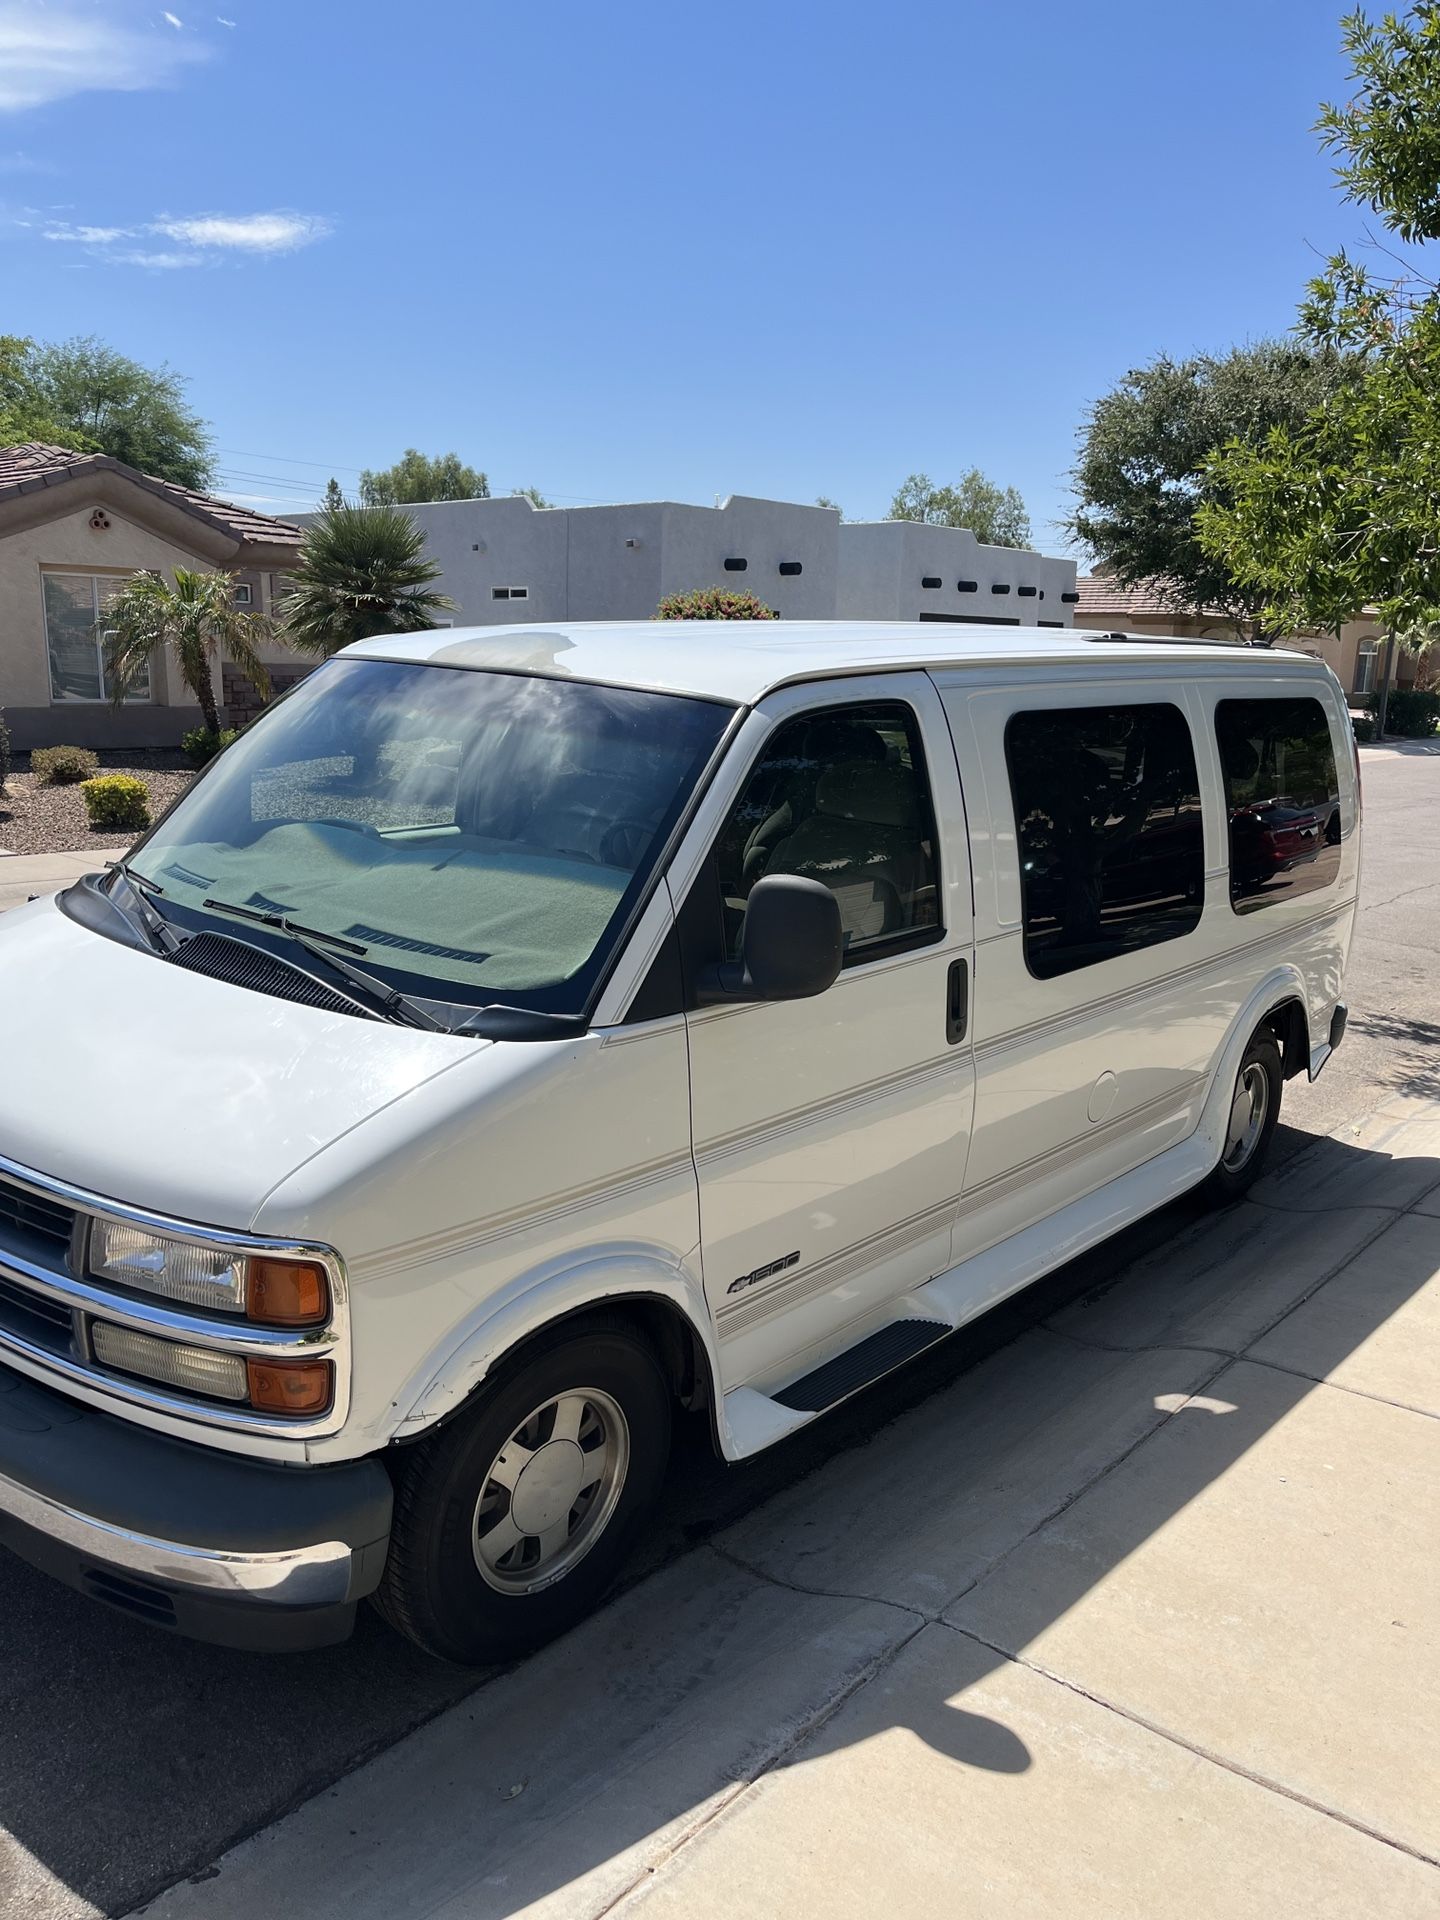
xmin=697 ymin=874 xmax=843 ymax=1005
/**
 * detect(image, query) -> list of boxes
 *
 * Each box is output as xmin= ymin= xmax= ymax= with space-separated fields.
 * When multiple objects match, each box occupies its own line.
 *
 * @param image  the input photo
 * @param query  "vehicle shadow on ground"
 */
xmin=0 ymin=1129 xmax=1433 ymax=1916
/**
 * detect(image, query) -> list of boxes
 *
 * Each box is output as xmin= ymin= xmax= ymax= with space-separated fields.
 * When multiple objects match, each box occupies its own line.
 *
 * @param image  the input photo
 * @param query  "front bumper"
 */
xmin=0 ymin=1361 xmax=392 ymax=1651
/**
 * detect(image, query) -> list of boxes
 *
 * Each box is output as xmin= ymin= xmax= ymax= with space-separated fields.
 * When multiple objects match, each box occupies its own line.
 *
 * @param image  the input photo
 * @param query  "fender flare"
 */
xmin=392 ymin=1248 xmax=721 ymax=1443
xmin=1193 ymin=964 xmax=1310 ymax=1168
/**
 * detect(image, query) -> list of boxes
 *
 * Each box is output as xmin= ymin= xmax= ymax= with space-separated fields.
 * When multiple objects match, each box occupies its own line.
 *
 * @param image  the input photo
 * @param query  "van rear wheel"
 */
xmin=1200 ymin=1029 xmax=1283 ymax=1205
xmin=374 ymin=1323 xmax=671 ymax=1664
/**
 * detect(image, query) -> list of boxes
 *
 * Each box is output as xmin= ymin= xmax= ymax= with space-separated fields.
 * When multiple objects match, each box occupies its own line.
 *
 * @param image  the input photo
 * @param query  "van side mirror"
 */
xmin=697 ymin=874 xmax=843 ymax=1005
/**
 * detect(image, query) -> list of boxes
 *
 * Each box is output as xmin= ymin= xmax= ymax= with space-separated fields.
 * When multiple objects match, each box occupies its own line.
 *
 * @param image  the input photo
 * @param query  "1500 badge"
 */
xmin=727 ymin=1251 xmax=800 ymax=1296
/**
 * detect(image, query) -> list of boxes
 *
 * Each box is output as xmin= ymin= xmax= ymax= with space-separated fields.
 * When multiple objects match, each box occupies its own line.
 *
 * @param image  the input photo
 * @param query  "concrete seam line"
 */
xmin=707 ymin=1539 xmax=935 ymax=1625
xmin=939 ymin=1621 xmax=1440 ymax=1874
xmin=930 ymin=1189 xmax=1398 ymax=1614
xmin=1039 ymin=1327 xmax=1440 ymax=1421
xmin=590 ymin=1601 xmax=932 ymax=1920
xmin=1245 ymin=1196 xmax=1408 ymax=1216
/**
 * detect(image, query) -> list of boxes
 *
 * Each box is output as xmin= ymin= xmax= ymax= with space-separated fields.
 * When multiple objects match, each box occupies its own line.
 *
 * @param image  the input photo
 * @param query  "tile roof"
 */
xmin=0 ymin=442 xmax=303 ymax=550
xmin=1072 ymin=574 xmax=1232 ymax=619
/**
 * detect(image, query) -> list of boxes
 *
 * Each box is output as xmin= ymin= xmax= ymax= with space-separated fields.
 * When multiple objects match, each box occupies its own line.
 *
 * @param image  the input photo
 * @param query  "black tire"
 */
xmin=1199 ymin=1028 xmax=1283 ymax=1206
xmin=373 ymin=1320 xmax=671 ymax=1664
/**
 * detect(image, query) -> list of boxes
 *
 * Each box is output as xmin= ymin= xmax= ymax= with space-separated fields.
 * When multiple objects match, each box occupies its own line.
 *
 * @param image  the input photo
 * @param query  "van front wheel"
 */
xmin=374 ymin=1323 xmax=671 ymax=1664
xmin=1200 ymin=1029 xmax=1283 ymax=1205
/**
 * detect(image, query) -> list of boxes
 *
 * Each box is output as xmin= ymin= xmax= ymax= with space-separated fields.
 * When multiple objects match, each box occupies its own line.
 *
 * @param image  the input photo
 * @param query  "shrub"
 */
xmin=1351 ymin=713 xmax=1377 ymax=742
xmin=32 ymin=744 xmax=99 ymax=786
xmin=655 ymin=586 xmax=780 ymax=620
xmin=0 ymin=708 xmax=9 ymax=794
xmin=181 ymin=725 xmax=240 ymax=767
xmin=81 ymin=775 xmax=151 ymax=834
xmin=1381 ymin=687 xmax=1440 ymax=737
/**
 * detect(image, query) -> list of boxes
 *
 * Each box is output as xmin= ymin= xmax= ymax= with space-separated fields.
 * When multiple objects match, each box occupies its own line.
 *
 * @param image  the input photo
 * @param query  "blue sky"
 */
xmin=2 ymin=0 xmax=1367 ymax=546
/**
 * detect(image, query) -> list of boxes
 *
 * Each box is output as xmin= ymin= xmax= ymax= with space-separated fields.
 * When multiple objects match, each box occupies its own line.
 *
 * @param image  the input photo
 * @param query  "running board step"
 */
xmin=774 ymin=1319 xmax=950 ymax=1414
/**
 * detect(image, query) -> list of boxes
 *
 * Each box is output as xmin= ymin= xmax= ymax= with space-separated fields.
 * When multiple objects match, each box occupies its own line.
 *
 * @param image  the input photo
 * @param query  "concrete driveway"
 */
xmin=1 ymin=747 xmax=1437 ymax=1917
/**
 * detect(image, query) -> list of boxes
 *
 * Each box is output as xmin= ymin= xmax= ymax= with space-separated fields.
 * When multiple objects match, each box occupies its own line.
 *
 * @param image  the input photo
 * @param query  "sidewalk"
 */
xmin=148 ymin=1096 xmax=1440 ymax=1919
xmin=0 ymin=849 xmax=122 ymax=916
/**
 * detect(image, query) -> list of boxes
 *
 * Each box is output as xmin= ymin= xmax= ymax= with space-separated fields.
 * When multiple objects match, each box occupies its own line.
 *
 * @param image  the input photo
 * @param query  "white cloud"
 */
xmin=151 ymin=210 xmax=331 ymax=253
xmin=0 ymin=4 xmax=212 ymax=113
xmin=216 ymin=13 xmax=235 ymax=24
xmin=27 ymin=205 xmax=332 ymax=266
xmin=163 ymin=11 xmax=184 ymax=27
xmin=114 ymin=248 xmax=209 ymax=269
xmin=44 ymin=223 xmax=134 ymax=243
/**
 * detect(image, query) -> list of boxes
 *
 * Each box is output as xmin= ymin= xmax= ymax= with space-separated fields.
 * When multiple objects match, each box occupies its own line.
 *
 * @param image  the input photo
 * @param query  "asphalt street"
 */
xmin=0 ymin=741 xmax=1436 ymax=1919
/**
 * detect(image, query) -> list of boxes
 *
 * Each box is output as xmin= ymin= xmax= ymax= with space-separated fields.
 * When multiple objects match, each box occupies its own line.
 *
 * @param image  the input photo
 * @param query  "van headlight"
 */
xmin=90 ymin=1222 xmax=330 ymax=1327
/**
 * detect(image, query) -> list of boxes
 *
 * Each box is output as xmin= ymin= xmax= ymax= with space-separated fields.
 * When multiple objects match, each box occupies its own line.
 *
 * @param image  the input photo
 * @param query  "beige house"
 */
xmin=0 ymin=442 xmax=306 ymax=751
xmin=1070 ymin=575 xmax=1411 ymax=704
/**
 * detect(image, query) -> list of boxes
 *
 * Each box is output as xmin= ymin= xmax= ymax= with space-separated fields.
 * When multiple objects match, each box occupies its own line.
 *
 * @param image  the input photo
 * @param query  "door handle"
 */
xmin=946 ymin=958 xmax=968 ymax=1045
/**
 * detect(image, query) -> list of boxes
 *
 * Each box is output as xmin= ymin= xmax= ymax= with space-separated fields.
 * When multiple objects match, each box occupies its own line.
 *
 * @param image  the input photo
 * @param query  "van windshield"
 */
xmin=126 ymin=659 xmax=731 ymax=1016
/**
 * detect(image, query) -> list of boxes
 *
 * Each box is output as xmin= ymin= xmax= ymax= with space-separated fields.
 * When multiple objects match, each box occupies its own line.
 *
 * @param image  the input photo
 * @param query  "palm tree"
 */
xmin=274 ymin=504 xmax=456 ymax=659
xmin=103 ymin=567 xmax=272 ymax=736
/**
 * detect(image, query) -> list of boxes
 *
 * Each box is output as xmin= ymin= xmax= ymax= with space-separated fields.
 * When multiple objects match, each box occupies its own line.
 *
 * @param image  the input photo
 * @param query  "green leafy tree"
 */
xmin=815 ymin=495 xmax=843 ymax=514
xmin=656 ymin=586 xmax=779 ymax=620
xmin=888 ymin=470 xmax=1031 ymax=547
xmin=358 ymin=449 xmax=489 ymax=505
xmin=276 ymin=504 xmax=457 ymax=657
xmin=103 ymin=569 xmax=271 ymax=736
xmin=1069 ymin=344 xmax=1356 ymax=640
xmin=0 ymin=335 xmax=92 ymax=450
xmin=1199 ymin=7 xmax=1440 ymax=638
xmin=511 ymin=485 xmax=553 ymax=507
xmin=25 ymin=336 xmax=212 ymax=487
xmin=321 ymin=476 xmax=346 ymax=511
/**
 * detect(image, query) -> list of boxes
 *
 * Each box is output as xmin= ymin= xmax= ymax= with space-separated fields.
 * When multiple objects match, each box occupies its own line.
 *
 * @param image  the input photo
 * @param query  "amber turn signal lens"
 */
xmin=246 ymin=1357 xmax=333 ymax=1416
xmin=245 ymin=1257 xmax=329 ymax=1327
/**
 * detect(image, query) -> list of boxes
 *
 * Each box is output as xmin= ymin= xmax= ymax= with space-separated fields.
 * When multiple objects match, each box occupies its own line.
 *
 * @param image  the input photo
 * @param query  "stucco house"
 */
xmin=0 ymin=442 xmax=304 ymax=751
xmin=1070 ymin=574 xmax=1409 ymax=703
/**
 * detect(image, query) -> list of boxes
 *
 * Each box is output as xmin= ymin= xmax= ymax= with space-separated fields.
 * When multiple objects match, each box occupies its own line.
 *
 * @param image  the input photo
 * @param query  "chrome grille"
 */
xmin=0 ymin=1174 xmax=75 ymax=1258
xmin=0 ymin=1271 xmax=74 ymax=1356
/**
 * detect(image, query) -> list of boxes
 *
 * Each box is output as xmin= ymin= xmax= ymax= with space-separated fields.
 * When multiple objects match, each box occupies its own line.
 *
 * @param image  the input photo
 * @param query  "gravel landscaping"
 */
xmin=0 ymin=753 xmax=193 ymax=855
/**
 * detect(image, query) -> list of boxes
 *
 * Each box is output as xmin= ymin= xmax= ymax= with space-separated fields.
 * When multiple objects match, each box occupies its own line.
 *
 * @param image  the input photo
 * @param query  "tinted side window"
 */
xmin=1007 ymin=703 xmax=1204 ymax=980
xmin=1216 ymin=697 xmax=1341 ymax=914
xmin=715 ymin=703 xmax=942 ymax=961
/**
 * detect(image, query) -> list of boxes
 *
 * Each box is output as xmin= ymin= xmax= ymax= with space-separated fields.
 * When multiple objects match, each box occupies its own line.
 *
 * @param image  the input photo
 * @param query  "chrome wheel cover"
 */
xmin=1222 ymin=1061 xmax=1269 ymax=1171
xmin=471 ymin=1388 xmax=630 ymax=1595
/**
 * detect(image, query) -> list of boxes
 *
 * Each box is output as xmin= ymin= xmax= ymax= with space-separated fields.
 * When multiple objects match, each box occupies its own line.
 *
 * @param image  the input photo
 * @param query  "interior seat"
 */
xmin=762 ymin=759 xmax=925 ymax=946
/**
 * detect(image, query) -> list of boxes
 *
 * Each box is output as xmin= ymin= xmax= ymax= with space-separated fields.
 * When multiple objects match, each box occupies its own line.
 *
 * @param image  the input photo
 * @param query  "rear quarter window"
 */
xmin=1215 ymin=697 xmax=1341 ymax=914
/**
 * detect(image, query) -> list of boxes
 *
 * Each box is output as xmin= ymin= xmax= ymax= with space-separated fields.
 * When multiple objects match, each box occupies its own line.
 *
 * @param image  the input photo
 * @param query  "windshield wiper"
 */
xmin=200 ymin=896 xmax=446 ymax=1030
xmin=102 ymin=860 xmax=182 ymax=955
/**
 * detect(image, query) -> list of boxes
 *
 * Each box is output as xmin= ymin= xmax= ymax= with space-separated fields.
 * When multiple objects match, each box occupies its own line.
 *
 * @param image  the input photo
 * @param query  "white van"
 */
xmin=0 ymin=623 xmax=1357 ymax=1660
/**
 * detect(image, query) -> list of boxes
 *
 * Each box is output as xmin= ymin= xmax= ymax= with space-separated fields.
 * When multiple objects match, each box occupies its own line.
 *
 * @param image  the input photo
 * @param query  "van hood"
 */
xmin=0 ymin=896 xmax=475 ymax=1230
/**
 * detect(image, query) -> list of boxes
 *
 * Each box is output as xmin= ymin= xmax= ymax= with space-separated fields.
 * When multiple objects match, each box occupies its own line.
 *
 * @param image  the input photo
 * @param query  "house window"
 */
xmin=491 ymin=586 xmax=529 ymax=601
xmin=1353 ymin=637 xmax=1380 ymax=696
xmin=233 ymin=581 xmax=254 ymax=606
xmin=1006 ymin=703 xmax=1204 ymax=978
xmin=43 ymin=573 xmax=151 ymax=704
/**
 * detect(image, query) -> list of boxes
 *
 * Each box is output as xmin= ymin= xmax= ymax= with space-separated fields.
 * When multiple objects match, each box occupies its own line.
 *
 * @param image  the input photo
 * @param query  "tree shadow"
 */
xmin=0 ymin=1134 xmax=1435 ymax=1914
xmin=1348 ymin=1009 xmax=1440 ymax=1101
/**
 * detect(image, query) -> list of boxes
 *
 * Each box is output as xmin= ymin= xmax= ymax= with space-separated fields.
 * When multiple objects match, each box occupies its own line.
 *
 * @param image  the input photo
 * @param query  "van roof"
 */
xmin=344 ymin=620 xmax=1328 ymax=709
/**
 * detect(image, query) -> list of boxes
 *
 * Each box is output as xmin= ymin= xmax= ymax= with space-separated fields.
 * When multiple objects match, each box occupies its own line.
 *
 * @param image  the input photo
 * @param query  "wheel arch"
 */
xmin=1195 ymin=967 xmax=1310 ymax=1168
xmin=393 ymin=1257 xmax=722 ymax=1452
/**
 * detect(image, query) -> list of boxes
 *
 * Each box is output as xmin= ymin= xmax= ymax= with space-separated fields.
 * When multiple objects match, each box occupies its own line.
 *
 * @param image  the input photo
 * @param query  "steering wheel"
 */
xmin=599 ymin=818 xmax=653 ymax=869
